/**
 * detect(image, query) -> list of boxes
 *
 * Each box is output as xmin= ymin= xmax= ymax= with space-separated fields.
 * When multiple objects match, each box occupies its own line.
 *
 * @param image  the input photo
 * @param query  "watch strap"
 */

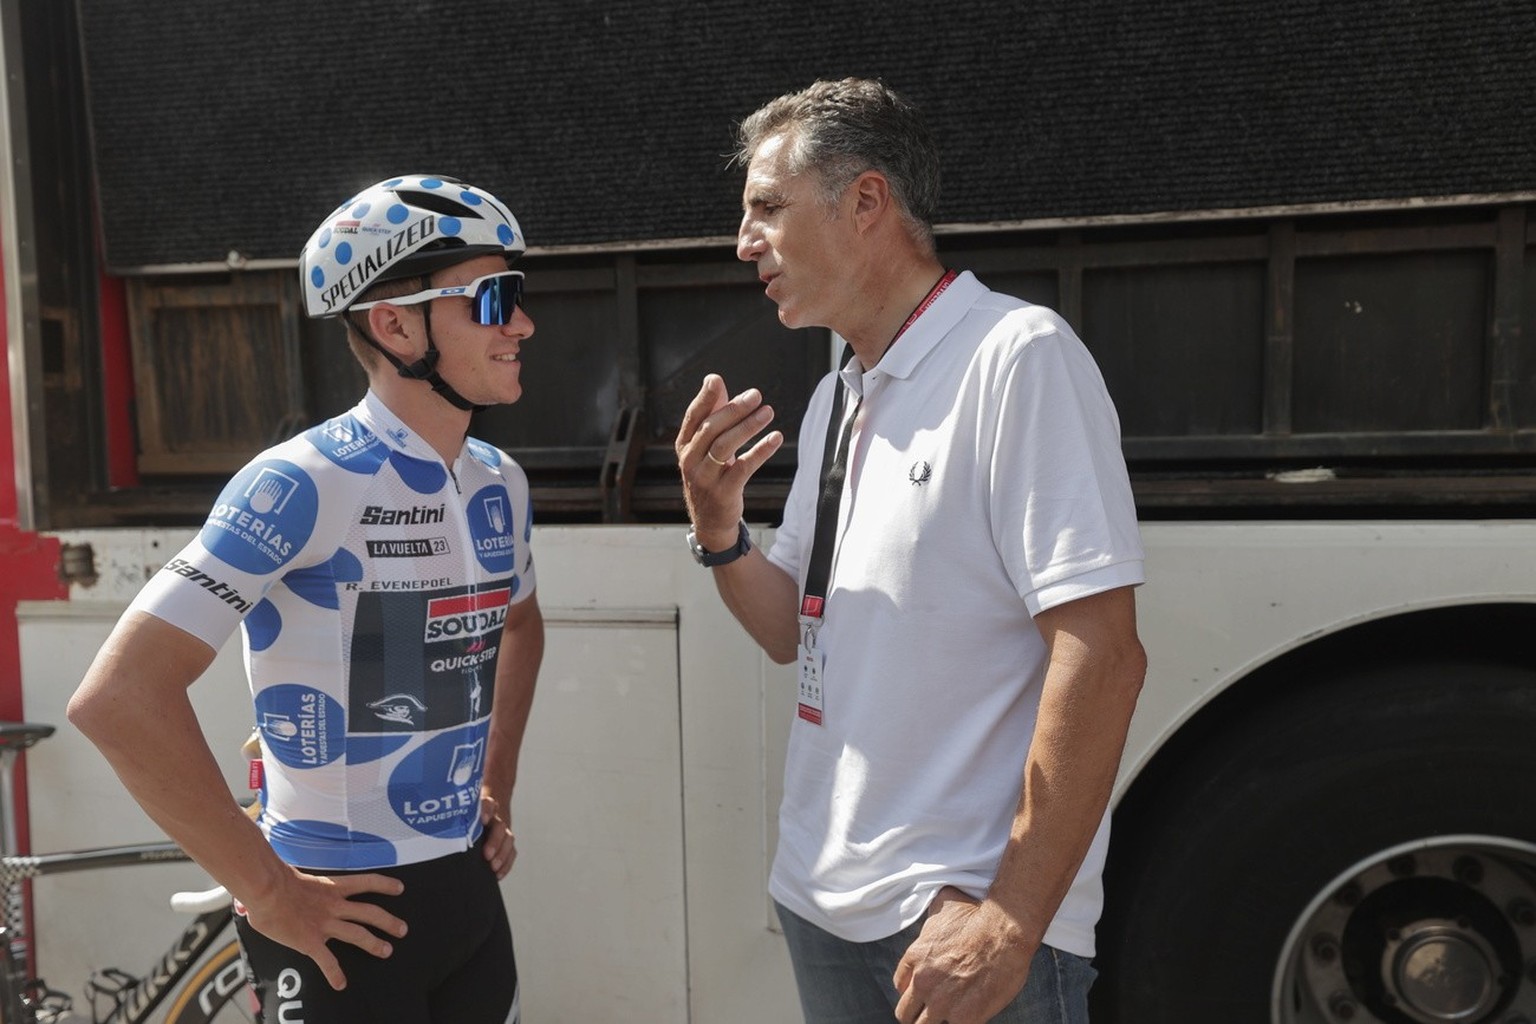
xmin=689 ymin=521 xmax=751 ymax=567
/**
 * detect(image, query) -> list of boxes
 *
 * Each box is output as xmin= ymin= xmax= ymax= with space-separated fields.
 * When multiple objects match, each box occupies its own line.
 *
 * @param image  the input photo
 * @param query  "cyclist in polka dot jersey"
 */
xmin=70 ymin=175 xmax=544 ymax=1023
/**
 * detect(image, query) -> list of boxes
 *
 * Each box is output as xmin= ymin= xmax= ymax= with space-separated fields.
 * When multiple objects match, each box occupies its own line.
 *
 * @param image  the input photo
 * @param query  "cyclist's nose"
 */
xmin=502 ymin=306 xmax=534 ymax=339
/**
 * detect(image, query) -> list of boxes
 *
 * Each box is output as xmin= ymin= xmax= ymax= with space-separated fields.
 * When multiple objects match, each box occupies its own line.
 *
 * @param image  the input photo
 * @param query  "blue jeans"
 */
xmin=776 ymin=902 xmax=1096 ymax=1024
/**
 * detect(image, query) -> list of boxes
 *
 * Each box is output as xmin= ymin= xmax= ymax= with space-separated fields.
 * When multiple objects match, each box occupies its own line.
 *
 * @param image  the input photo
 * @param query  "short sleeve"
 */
xmin=985 ymin=312 xmax=1144 ymax=615
xmin=128 ymin=447 xmax=352 ymax=650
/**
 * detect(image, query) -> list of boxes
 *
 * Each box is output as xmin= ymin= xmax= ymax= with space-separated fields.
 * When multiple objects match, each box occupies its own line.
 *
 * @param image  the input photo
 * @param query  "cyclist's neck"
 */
xmin=367 ymin=380 xmax=474 ymax=467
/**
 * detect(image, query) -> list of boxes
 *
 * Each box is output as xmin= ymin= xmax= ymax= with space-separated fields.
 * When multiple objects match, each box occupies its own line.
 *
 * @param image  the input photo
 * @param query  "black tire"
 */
xmin=0 ymin=945 xmax=24 ymax=1024
xmin=1092 ymin=660 xmax=1536 ymax=1024
xmin=162 ymin=940 xmax=256 ymax=1024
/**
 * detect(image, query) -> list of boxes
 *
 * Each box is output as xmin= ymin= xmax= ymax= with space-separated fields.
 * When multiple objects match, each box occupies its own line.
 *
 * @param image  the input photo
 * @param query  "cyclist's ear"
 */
xmin=365 ymin=302 xmax=425 ymax=361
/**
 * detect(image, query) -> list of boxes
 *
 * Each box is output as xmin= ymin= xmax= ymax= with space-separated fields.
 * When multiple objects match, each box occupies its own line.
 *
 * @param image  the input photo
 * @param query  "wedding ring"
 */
xmin=705 ymin=450 xmax=729 ymax=466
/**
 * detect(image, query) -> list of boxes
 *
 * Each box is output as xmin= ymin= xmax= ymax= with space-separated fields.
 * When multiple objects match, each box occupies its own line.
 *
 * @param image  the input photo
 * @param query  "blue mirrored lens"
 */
xmin=472 ymin=274 xmax=523 ymax=325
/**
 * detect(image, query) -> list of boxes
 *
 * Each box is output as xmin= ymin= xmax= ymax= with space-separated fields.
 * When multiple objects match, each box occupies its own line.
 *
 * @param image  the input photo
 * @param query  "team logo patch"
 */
xmin=160 ymin=557 xmax=253 ymax=613
xmin=466 ymin=438 xmax=502 ymax=469
xmin=423 ymin=588 xmax=509 ymax=643
xmin=255 ymin=684 xmax=344 ymax=768
xmin=368 ymin=692 xmax=428 ymax=726
xmin=308 ymin=415 xmax=386 ymax=472
xmin=366 ymin=537 xmax=449 ymax=558
xmin=359 ymin=504 xmax=444 ymax=526
xmin=200 ymin=459 xmax=318 ymax=573
xmin=467 ymin=485 xmax=517 ymax=573
xmin=430 ymin=633 xmax=499 ymax=681
xmin=388 ymin=729 xmax=486 ymax=837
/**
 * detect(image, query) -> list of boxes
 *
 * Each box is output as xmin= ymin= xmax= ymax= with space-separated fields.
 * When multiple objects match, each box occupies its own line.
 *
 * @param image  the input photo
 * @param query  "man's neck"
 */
xmin=838 ymin=256 xmax=949 ymax=371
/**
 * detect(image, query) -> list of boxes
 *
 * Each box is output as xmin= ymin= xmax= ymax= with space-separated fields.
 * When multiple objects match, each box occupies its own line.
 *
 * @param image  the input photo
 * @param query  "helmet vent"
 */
xmin=394 ymin=189 xmax=487 ymax=219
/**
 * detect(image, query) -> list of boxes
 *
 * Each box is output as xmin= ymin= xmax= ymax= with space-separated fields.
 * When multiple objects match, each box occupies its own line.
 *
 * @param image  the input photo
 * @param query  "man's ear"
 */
xmin=851 ymin=169 xmax=892 ymax=234
xmin=365 ymin=303 xmax=420 ymax=360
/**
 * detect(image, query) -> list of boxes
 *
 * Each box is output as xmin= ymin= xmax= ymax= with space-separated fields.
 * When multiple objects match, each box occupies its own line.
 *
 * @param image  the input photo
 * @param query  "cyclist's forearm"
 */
xmin=68 ymin=611 xmax=291 ymax=904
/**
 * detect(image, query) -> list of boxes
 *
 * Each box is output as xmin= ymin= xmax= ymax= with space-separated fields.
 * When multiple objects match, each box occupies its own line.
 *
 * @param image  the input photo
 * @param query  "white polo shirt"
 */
xmin=765 ymin=271 xmax=1144 ymax=954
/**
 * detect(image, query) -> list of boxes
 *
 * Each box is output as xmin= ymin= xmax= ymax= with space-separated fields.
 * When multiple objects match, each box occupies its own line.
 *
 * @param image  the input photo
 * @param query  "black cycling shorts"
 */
xmin=235 ymin=836 xmax=518 ymax=1023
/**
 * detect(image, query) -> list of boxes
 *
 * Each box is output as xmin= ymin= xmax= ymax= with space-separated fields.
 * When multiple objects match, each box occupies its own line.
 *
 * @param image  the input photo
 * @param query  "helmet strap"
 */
xmin=355 ymin=304 xmax=484 ymax=413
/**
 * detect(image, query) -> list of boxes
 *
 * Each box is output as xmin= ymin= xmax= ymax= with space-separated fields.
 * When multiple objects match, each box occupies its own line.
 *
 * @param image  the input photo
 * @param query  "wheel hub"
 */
xmin=1385 ymin=919 xmax=1500 ymax=1023
xmin=1275 ymin=838 xmax=1536 ymax=1024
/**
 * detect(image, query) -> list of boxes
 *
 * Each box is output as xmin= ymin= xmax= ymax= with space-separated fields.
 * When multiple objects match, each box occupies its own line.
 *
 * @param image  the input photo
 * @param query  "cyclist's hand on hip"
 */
xmin=480 ymin=794 xmax=518 ymax=879
xmin=241 ymin=868 xmax=408 ymax=991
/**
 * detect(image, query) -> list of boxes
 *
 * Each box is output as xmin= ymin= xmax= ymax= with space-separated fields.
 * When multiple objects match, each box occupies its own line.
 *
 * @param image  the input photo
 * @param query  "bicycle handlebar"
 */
xmin=0 ymin=722 xmax=55 ymax=754
xmin=168 ymin=886 xmax=231 ymax=915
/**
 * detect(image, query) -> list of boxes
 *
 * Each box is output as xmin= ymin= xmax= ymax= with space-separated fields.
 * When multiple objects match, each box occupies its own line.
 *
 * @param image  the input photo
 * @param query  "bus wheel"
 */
xmin=1093 ymin=661 xmax=1536 ymax=1024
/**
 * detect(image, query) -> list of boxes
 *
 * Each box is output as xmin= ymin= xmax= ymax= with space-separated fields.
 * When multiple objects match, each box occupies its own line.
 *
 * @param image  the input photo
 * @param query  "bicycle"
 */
xmin=0 ymin=722 xmax=255 ymax=1024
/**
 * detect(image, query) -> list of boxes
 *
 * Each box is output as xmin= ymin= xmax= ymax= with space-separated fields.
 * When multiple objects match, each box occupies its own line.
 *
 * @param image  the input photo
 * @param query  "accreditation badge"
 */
xmin=796 ymin=614 xmax=825 ymax=725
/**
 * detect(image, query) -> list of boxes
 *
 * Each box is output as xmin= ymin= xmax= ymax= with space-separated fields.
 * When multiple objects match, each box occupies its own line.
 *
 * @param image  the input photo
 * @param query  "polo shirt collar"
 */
xmin=866 ymin=270 xmax=985 ymax=382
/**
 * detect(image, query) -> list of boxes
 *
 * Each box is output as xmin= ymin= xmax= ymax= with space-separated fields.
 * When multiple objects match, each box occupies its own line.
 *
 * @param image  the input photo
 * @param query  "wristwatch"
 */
xmin=686 ymin=521 xmax=752 ymax=567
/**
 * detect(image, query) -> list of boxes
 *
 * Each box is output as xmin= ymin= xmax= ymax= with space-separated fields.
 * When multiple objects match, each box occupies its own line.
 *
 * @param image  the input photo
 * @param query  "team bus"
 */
xmin=4 ymin=2 xmax=1535 ymax=1021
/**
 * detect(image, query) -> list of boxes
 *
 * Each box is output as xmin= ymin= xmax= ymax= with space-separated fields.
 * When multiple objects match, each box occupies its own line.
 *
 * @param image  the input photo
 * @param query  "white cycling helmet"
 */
xmin=300 ymin=175 xmax=524 ymax=319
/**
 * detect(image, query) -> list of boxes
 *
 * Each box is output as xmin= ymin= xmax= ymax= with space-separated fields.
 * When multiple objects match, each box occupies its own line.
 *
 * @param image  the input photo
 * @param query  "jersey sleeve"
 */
xmin=987 ymin=310 xmax=1145 ymax=615
xmin=127 ymin=445 xmax=354 ymax=650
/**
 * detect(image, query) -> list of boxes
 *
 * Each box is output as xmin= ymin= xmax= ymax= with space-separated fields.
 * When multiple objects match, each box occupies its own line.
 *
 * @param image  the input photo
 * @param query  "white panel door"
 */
xmin=502 ymin=608 xmax=687 ymax=1022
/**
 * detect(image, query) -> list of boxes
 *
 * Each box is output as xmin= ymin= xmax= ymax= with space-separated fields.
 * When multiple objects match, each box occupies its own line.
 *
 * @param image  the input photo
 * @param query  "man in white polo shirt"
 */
xmin=675 ymin=79 xmax=1147 ymax=1024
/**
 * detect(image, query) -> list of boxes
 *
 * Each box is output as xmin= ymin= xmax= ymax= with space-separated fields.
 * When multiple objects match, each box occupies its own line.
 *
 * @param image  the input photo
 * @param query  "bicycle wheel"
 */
xmin=162 ymin=940 xmax=257 ymax=1024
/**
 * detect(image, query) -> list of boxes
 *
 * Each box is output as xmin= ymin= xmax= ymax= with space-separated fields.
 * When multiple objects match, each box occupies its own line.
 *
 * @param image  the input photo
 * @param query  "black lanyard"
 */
xmin=798 ymin=270 xmax=957 ymax=621
xmin=800 ymin=355 xmax=857 ymax=619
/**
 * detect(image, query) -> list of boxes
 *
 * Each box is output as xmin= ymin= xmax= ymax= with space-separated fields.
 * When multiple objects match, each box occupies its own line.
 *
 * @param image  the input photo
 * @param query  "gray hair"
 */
xmin=734 ymin=78 xmax=941 ymax=251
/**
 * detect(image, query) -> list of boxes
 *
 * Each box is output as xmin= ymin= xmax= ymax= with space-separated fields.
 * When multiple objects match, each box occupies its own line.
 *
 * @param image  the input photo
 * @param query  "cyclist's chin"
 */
xmin=482 ymin=366 xmax=523 ymax=406
xmin=452 ymin=380 xmax=522 ymax=408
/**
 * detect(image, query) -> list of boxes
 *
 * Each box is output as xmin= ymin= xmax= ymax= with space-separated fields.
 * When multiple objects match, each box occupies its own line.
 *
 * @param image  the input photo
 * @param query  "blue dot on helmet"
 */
xmin=336 ymin=242 xmax=353 ymax=265
xmin=350 ymin=202 xmax=371 ymax=219
xmin=459 ymin=191 xmax=483 ymax=206
xmin=310 ymin=267 xmax=325 ymax=287
xmin=383 ymin=178 xmax=404 ymax=187
xmin=387 ymin=204 xmax=409 ymax=224
xmin=421 ymin=178 xmax=443 ymax=189
xmin=440 ymin=217 xmax=462 ymax=237
xmin=498 ymin=224 xmax=515 ymax=245
xmin=318 ymin=228 xmax=332 ymax=248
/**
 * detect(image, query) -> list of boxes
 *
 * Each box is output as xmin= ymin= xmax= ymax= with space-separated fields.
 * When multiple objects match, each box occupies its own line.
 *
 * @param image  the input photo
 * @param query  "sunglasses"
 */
xmin=352 ymin=271 xmax=525 ymax=325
